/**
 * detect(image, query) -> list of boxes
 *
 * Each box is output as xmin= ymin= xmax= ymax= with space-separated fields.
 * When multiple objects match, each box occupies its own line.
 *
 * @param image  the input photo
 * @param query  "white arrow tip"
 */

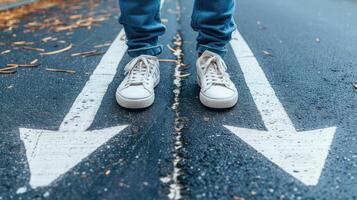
xmin=20 ymin=125 xmax=128 ymax=188
xmin=224 ymin=125 xmax=336 ymax=186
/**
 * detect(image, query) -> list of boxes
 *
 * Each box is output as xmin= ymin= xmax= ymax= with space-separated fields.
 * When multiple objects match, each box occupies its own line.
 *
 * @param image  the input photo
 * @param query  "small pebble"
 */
xmin=16 ymin=187 xmax=27 ymax=194
xmin=43 ymin=191 xmax=50 ymax=198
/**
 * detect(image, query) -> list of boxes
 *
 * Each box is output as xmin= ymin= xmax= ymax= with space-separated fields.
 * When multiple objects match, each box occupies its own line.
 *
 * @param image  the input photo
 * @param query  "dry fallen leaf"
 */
xmin=166 ymin=44 xmax=176 ymax=52
xmin=45 ymin=68 xmax=76 ymax=74
xmin=94 ymin=43 xmax=111 ymax=48
xmin=71 ymin=50 xmax=97 ymax=56
xmin=7 ymin=63 xmax=40 ymax=68
xmin=1 ymin=49 xmax=11 ymax=54
xmin=41 ymin=37 xmax=57 ymax=43
xmin=176 ymin=73 xmax=190 ymax=78
xmin=0 ymin=70 xmax=16 ymax=74
xmin=69 ymin=14 xmax=83 ymax=20
xmin=22 ymin=46 xmax=45 ymax=52
xmin=41 ymin=43 xmax=73 ymax=55
xmin=159 ymin=59 xmax=178 ymax=63
xmin=104 ymin=170 xmax=111 ymax=176
xmin=81 ymin=52 xmax=103 ymax=57
xmin=12 ymin=41 xmax=34 ymax=46
xmin=232 ymin=196 xmax=245 ymax=200
xmin=54 ymin=24 xmax=78 ymax=32
xmin=262 ymin=50 xmax=273 ymax=57
xmin=71 ymin=50 xmax=97 ymax=57
xmin=0 ymin=65 xmax=18 ymax=72
xmin=353 ymin=83 xmax=357 ymax=89
xmin=30 ymin=59 xmax=38 ymax=64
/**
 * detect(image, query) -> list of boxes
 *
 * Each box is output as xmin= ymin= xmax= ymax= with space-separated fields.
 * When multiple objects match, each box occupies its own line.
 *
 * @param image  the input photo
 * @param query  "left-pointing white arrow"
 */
xmin=19 ymin=30 xmax=128 ymax=188
xmin=225 ymin=30 xmax=336 ymax=186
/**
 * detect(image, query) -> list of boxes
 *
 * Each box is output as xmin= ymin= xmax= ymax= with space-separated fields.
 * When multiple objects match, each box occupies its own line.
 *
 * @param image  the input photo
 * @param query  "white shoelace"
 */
xmin=200 ymin=54 xmax=230 ymax=87
xmin=124 ymin=56 xmax=157 ymax=87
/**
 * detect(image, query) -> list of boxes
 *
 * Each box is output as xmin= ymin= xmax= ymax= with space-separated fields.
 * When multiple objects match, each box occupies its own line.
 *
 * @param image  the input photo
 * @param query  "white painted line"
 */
xmin=60 ymin=30 xmax=127 ymax=133
xmin=19 ymin=0 xmax=166 ymax=188
xmin=225 ymin=30 xmax=337 ymax=186
xmin=19 ymin=30 xmax=128 ymax=188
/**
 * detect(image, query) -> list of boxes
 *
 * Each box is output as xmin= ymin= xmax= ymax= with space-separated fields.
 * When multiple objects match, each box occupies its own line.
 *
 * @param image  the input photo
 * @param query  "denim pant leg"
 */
xmin=191 ymin=0 xmax=236 ymax=57
xmin=118 ymin=0 xmax=166 ymax=57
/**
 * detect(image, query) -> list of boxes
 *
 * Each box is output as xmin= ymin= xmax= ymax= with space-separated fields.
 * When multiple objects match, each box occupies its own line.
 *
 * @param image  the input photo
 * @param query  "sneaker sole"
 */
xmin=116 ymin=93 xmax=155 ymax=109
xmin=197 ymin=75 xmax=238 ymax=109
xmin=199 ymin=92 xmax=238 ymax=109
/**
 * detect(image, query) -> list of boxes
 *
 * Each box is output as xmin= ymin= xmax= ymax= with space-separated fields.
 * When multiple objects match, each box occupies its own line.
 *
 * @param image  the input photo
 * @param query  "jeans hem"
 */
xmin=197 ymin=44 xmax=227 ymax=57
xmin=127 ymin=45 xmax=163 ymax=57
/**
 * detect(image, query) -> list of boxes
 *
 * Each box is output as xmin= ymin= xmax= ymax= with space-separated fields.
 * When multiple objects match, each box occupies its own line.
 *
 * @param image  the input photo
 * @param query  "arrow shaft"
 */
xmin=59 ymin=1 xmax=165 ymax=132
xmin=59 ymin=30 xmax=127 ymax=132
xmin=230 ymin=30 xmax=295 ymax=132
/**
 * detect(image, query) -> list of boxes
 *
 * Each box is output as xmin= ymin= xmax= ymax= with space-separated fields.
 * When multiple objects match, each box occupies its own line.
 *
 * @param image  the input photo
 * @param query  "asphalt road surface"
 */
xmin=0 ymin=0 xmax=356 ymax=199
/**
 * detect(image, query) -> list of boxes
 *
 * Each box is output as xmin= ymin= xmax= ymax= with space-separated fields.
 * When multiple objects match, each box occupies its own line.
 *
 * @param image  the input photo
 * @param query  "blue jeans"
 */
xmin=118 ymin=0 xmax=236 ymax=57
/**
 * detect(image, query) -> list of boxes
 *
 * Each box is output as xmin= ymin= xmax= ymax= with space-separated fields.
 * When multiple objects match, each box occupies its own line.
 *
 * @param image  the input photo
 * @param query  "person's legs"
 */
xmin=192 ymin=0 xmax=238 ymax=109
xmin=116 ymin=0 xmax=164 ymax=109
xmin=191 ymin=0 xmax=236 ymax=57
xmin=119 ymin=0 xmax=165 ymax=57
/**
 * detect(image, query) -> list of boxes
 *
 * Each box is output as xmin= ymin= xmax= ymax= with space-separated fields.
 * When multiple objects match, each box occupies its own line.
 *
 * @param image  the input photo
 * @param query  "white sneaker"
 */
xmin=116 ymin=55 xmax=160 ymax=109
xmin=196 ymin=50 xmax=238 ymax=109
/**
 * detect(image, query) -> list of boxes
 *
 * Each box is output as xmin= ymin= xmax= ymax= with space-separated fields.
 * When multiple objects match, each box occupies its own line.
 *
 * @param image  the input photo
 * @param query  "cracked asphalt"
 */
xmin=0 ymin=0 xmax=357 ymax=199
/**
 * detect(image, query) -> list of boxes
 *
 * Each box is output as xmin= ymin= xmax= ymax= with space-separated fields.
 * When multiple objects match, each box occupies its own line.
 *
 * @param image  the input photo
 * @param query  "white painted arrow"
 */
xmin=20 ymin=1 xmax=167 ymax=188
xmin=19 ymin=30 xmax=129 ymax=188
xmin=225 ymin=30 xmax=336 ymax=186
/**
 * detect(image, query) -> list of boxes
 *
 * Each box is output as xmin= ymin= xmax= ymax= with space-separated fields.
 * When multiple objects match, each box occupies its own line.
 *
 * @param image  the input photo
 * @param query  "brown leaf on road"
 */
xmin=81 ymin=52 xmax=103 ymax=57
xmin=41 ymin=37 xmax=57 ymax=43
xmin=159 ymin=59 xmax=179 ymax=63
xmin=0 ymin=64 xmax=18 ymax=74
xmin=7 ymin=63 xmax=40 ymax=68
xmin=71 ymin=50 xmax=97 ymax=57
xmin=71 ymin=50 xmax=103 ymax=58
xmin=12 ymin=41 xmax=34 ymax=46
xmin=69 ymin=14 xmax=83 ymax=20
xmin=22 ymin=46 xmax=45 ymax=52
xmin=54 ymin=24 xmax=78 ymax=32
xmin=45 ymin=68 xmax=76 ymax=74
xmin=232 ymin=196 xmax=245 ymax=200
xmin=94 ymin=43 xmax=111 ymax=48
xmin=0 ymin=65 xmax=18 ymax=72
xmin=0 ymin=70 xmax=16 ymax=74
xmin=41 ymin=43 xmax=73 ymax=55
xmin=1 ymin=49 xmax=11 ymax=54
xmin=104 ymin=170 xmax=111 ymax=176
xmin=353 ymin=83 xmax=357 ymax=89
xmin=30 ymin=59 xmax=38 ymax=64
xmin=262 ymin=50 xmax=273 ymax=57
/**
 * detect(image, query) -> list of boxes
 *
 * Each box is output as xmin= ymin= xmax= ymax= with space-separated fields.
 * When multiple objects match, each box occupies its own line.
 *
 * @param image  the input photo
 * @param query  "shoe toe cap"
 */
xmin=203 ymin=85 xmax=236 ymax=99
xmin=117 ymin=86 xmax=151 ymax=99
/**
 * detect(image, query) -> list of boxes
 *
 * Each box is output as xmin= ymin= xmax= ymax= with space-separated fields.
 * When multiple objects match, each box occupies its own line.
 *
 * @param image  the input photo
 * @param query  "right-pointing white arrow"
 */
xmin=225 ymin=30 xmax=337 ymax=186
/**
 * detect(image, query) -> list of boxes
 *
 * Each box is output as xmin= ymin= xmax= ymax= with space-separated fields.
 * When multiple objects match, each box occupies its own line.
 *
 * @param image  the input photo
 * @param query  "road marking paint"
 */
xmin=225 ymin=30 xmax=336 ymax=186
xmin=19 ymin=0 xmax=166 ymax=188
xmin=20 ymin=30 xmax=128 ymax=187
xmin=20 ymin=26 xmax=128 ymax=189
